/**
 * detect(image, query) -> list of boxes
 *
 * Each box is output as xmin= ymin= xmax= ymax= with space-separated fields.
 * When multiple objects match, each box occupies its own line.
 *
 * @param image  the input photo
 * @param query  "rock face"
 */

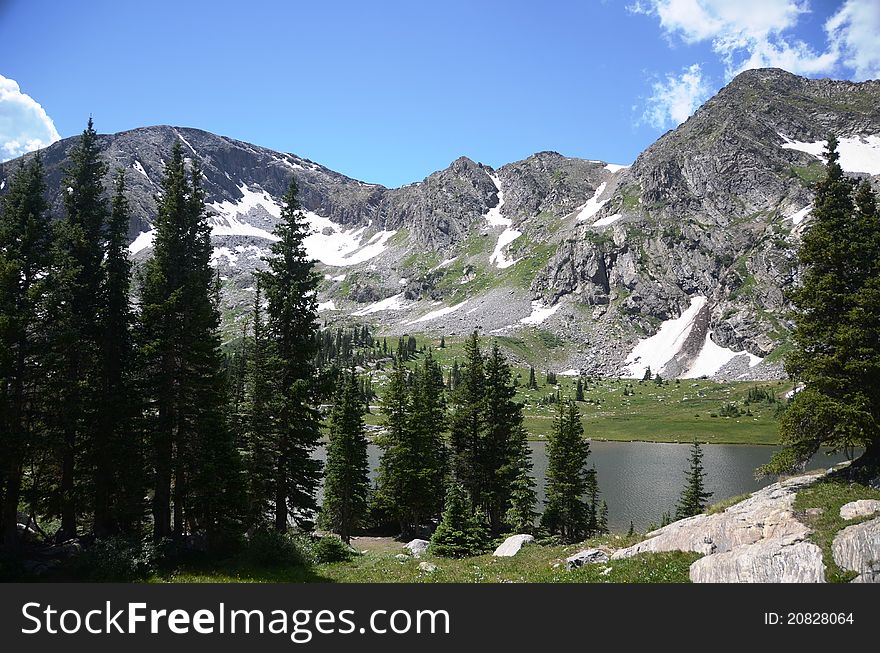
xmin=404 ymin=539 xmax=430 ymax=558
xmin=492 ymin=534 xmax=535 ymax=557
xmin=839 ymin=500 xmax=880 ymax=520
xmin=566 ymin=548 xmax=610 ymax=569
xmin=832 ymin=517 xmax=880 ymax=583
xmin=689 ymin=535 xmax=825 ymax=583
xmin=612 ymin=473 xmax=820 ymax=560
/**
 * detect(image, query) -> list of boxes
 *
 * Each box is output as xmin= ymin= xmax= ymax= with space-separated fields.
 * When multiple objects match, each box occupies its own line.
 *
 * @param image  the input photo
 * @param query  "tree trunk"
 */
xmin=1 ymin=459 xmax=22 ymax=550
xmin=153 ymin=426 xmax=172 ymax=540
xmin=58 ymin=429 xmax=76 ymax=541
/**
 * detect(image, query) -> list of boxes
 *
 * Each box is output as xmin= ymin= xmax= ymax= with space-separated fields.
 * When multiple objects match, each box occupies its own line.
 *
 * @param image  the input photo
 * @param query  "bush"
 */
xmin=245 ymin=530 xmax=308 ymax=567
xmin=311 ymin=536 xmax=356 ymax=564
xmin=70 ymin=537 xmax=162 ymax=581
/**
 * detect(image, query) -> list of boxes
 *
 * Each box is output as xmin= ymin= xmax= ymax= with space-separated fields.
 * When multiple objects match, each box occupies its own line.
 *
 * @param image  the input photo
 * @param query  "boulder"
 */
xmin=566 ymin=548 xmax=610 ymax=569
xmin=839 ymin=500 xmax=880 ymax=521
xmin=689 ymin=535 xmax=826 ymax=583
xmin=493 ymin=534 xmax=535 ymax=557
xmin=418 ymin=562 xmax=437 ymax=573
xmin=832 ymin=517 xmax=880 ymax=583
xmin=394 ymin=553 xmax=409 ymax=562
xmin=404 ymin=539 xmax=430 ymax=558
xmin=612 ymin=473 xmax=820 ymax=560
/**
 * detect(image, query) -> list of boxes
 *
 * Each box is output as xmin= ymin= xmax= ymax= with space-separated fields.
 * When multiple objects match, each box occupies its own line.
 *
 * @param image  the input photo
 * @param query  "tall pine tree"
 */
xmin=675 ymin=440 xmax=712 ymax=519
xmin=762 ymin=137 xmax=880 ymax=476
xmin=257 ymin=177 xmax=322 ymax=530
xmin=320 ymin=371 xmax=369 ymax=543
xmin=140 ymin=142 xmax=242 ymax=543
xmin=0 ymin=154 xmax=51 ymax=549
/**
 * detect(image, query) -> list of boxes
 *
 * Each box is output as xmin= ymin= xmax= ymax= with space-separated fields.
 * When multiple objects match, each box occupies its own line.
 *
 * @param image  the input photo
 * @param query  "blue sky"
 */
xmin=1 ymin=0 xmax=878 ymax=186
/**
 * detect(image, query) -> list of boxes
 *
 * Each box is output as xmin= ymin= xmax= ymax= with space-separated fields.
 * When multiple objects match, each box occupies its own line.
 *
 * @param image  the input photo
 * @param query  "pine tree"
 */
xmin=761 ymin=137 xmax=880 ymax=476
xmin=94 ymin=170 xmax=141 ymax=535
xmin=439 ymin=335 xmax=446 ymax=349
xmin=140 ymin=143 xmax=243 ymax=543
xmin=576 ymin=378 xmax=585 ymax=402
xmin=675 ymin=440 xmax=712 ymax=519
xmin=542 ymin=399 xmax=592 ymax=542
xmin=43 ymin=119 xmax=109 ymax=539
xmin=320 ymin=372 xmax=369 ymax=543
xmin=258 ymin=177 xmax=322 ymax=530
xmin=429 ymin=482 xmax=488 ymax=558
xmin=527 ymin=366 xmax=538 ymax=390
xmin=505 ymin=466 xmax=537 ymax=534
xmin=449 ymin=359 xmax=461 ymax=391
xmin=0 ymin=154 xmax=51 ymax=550
xmin=449 ymin=332 xmax=486 ymax=509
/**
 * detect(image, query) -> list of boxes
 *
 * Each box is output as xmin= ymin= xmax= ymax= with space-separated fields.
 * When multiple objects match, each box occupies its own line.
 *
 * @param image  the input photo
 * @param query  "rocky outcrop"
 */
xmin=832 ymin=517 xmax=880 ymax=583
xmin=612 ymin=473 xmax=820 ymax=560
xmin=839 ymin=500 xmax=880 ymax=520
xmin=611 ymin=471 xmax=835 ymax=583
xmin=566 ymin=548 xmax=610 ymax=569
xmin=689 ymin=535 xmax=825 ymax=583
xmin=493 ymin=534 xmax=535 ymax=557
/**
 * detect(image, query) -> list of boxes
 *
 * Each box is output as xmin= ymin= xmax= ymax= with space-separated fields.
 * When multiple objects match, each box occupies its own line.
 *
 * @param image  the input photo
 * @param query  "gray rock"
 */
xmin=689 ymin=535 xmax=825 ymax=583
xmin=418 ymin=562 xmax=437 ymax=573
xmin=566 ymin=548 xmax=610 ymax=569
xmin=839 ymin=500 xmax=880 ymax=520
xmin=832 ymin=517 xmax=880 ymax=583
xmin=394 ymin=553 xmax=410 ymax=562
xmin=612 ymin=473 xmax=821 ymax=560
xmin=404 ymin=539 xmax=430 ymax=558
xmin=493 ymin=534 xmax=535 ymax=557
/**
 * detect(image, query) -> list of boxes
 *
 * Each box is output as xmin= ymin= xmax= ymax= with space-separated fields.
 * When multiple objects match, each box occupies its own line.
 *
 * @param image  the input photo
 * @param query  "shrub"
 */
xmin=245 ymin=530 xmax=308 ymax=567
xmin=312 ymin=536 xmax=356 ymax=563
xmin=70 ymin=537 xmax=162 ymax=581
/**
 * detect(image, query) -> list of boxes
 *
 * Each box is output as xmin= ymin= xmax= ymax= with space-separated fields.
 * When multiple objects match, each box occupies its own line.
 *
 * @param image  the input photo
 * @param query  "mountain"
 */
xmin=2 ymin=68 xmax=879 ymax=379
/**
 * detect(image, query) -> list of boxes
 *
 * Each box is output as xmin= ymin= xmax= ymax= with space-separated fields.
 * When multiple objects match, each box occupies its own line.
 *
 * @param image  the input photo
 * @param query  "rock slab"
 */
xmin=689 ymin=535 xmax=825 ymax=583
xmin=493 ymin=534 xmax=535 ymax=557
xmin=566 ymin=548 xmax=610 ymax=569
xmin=832 ymin=517 xmax=880 ymax=583
xmin=839 ymin=500 xmax=880 ymax=520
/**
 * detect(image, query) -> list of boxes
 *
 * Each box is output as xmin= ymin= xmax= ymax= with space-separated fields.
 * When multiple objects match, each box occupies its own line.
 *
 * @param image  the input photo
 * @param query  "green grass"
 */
xmin=366 ymin=334 xmax=793 ymax=444
xmin=149 ymin=535 xmax=700 ymax=584
xmin=793 ymin=477 xmax=880 ymax=583
xmin=706 ymin=492 xmax=751 ymax=515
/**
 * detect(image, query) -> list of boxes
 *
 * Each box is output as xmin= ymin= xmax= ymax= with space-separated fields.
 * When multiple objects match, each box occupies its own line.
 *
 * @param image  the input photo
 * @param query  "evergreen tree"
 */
xmin=505 ymin=466 xmax=537 ymax=534
xmin=258 ymin=177 xmax=323 ymax=530
xmin=429 ymin=482 xmax=488 ymax=558
xmin=0 ymin=154 xmax=51 ymax=549
xmin=439 ymin=335 xmax=446 ymax=349
xmin=527 ymin=366 xmax=538 ymax=390
xmin=761 ymin=137 xmax=880 ymax=476
xmin=542 ymin=400 xmax=592 ymax=542
xmin=675 ymin=440 xmax=712 ymax=519
xmin=449 ymin=359 xmax=461 ymax=391
xmin=575 ymin=378 xmax=585 ymax=402
xmin=94 ymin=170 xmax=141 ymax=534
xmin=449 ymin=332 xmax=486 ymax=508
xmin=43 ymin=119 xmax=109 ymax=539
xmin=320 ymin=372 xmax=369 ymax=543
xmin=642 ymin=366 xmax=652 ymax=381
xmin=140 ymin=143 xmax=243 ymax=542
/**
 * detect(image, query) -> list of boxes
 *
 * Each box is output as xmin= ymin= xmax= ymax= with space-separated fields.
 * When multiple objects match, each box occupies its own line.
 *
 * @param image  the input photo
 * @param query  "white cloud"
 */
xmin=826 ymin=0 xmax=880 ymax=81
xmin=642 ymin=63 xmax=712 ymax=129
xmin=0 ymin=75 xmax=61 ymax=162
xmin=632 ymin=0 xmax=835 ymax=77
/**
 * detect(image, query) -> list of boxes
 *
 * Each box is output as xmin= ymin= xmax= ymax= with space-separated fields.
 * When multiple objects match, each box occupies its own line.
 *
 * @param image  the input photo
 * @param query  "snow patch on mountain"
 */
xmin=317 ymin=300 xmax=337 ymax=312
xmin=129 ymin=229 xmax=156 ymax=255
xmin=780 ymin=133 xmax=880 ymax=175
xmin=132 ymin=160 xmax=149 ymax=179
xmin=406 ymin=300 xmax=468 ymax=325
xmin=576 ymin=182 xmax=609 ymax=222
xmin=352 ymin=293 xmax=407 ymax=316
xmin=593 ymin=213 xmax=622 ymax=227
xmin=304 ymin=212 xmax=397 ymax=267
xmin=682 ymin=331 xmax=762 ymax=379
xmin=604 ymin=163 xmax=629 ymax=173
xmin=485 ymin=173 xmax=522 ymax=269
xmin=519 ymin=300 xmax=560 ymax=325
xmin=210 ymin=247 xmax=238 ymax=267
xmin=787 ymin=204 xmax=811 ymax=225
xmin=622 ymin=296 xmax=707 ymax=379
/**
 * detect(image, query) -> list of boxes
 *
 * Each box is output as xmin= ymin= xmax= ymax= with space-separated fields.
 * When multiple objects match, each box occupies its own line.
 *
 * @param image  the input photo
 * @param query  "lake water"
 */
xmin=316 ymin=441 xmax=854 ymax=532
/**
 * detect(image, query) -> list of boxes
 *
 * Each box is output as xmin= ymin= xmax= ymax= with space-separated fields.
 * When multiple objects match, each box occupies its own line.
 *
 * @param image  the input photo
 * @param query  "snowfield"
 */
xmin=575 ymin=182 xmax=609 ymax=222
xmin=406 ymin=300 xmax=468 ymax=325
xmin=787 ymin=204 xmax=811 ymax=225
xmin=519 ymin=300 xmax=560 ymax=326
xmin=622 ymin=296 xmax=707 ymax=379
xmin=779 ymin=133 xmax=880 ymax=175
xmin=682 ymin=331 xmax=762 ymax=379
xmin=352 ymin=293 xmax=407 ymax=316
xmin=317 ymin=300 xmax=337 ymax=312
xmin=485 ymin=173 xmax=522 ymax=269
xmin=592 ymin=213 xmax=622 ymax=227
xmin=129 ymin=229 xmax=156 ymax=255
xmin=604 ymin=163 xmax=629 ymax=173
